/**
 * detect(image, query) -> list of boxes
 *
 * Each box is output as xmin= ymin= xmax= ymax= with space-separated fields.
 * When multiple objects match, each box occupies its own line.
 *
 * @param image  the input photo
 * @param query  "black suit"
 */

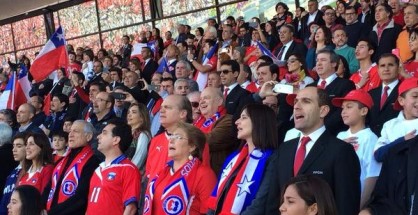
xmin=224 ymin=85 xmax=253 ymax=121
xmin=275 ymin=130 xmax=361 ymax=215
xmin=366 ymin=136 xmax=418 ymax=215
xmin=142 ymin=59 xmax=159 ymax=83
xmin=0 ymin=144 xmax=17 ymax=200
xmin=119 ymin=44 xmax=133 ymax=68
xmin=300 ymin=10 xmax=325 ymax=40
xmin=368 ymin=83 xmax=401 ymax=136
xmin=309 ymin=77 xmax=355 ymax=135
xmin=273 ymin=40 xmax=307 ymax=60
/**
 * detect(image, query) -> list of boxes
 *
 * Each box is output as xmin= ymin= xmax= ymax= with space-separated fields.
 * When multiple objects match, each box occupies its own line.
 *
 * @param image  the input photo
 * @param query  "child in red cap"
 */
xmin=332 ymin=89 xmax=378 ymax=208
xmin=373 ymin=78 xmax=418 ymax=161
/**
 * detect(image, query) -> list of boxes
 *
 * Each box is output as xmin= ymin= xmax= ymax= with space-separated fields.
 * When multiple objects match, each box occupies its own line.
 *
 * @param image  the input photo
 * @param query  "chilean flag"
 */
xmin=195 ymin=42 xmax=218 ymax=91
xmin=0 ymin=72 xmax=16 ymax=110
xmin=30 ymin=26 xmax=68 ymax=82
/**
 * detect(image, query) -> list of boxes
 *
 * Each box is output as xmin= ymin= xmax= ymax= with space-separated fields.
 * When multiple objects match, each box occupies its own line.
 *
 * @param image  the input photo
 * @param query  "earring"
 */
xmin=188 ymin=154 xmax=193 ymax=160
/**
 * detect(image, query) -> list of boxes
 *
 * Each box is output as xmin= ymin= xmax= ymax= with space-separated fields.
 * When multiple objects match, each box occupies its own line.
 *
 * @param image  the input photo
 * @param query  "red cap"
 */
xmin=331 ymin=89 xmax=374 ymax=109
xmin=394 ymin=78 xmax=418 ymax=110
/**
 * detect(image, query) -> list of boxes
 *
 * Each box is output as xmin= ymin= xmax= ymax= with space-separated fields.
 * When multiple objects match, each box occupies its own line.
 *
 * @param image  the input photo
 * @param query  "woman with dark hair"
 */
xmin=336 ymin=55 xmax=351 ymax=79
xmin=280 ymin=175 xmax=338 ymax=215
xmin=0 ymin=133 xmax=30 ymax=215
xmin=273 ymin=2 xmax=293 ymax=29
xmin=7 ymin=185 xmax=43 ymax=215
xmin=143 ymin=122 xmax=216 ymax=215
xmin=403 ymin=28 xmax=418 ymax=78
xmin=207 ymin=104 xmax=278 ymax=214
xmin=281 ymin=53 xmax=314 ymax=90
xmin=125 ymin=103 xmax=151 ymax=170
xmin=96 ymin=48 xmax=108 ymax=62
xmin=18 ymin=132 xmax=53 ymax=192
xmin=112 ymin=54 xmax=122 ymax=68
xmin=306 ymin=26 xmax=334 ymax=71
xmin=258 ymin=20 xmax=279 ymax=51
xmin=129 ymin=57 xmax=142 ymax=75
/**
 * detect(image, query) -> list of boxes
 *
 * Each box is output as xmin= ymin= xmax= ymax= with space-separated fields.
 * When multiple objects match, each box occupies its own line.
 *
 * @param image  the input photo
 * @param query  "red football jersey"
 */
xmin=86 ymin=155 xmax=141 ymax=215
xmin=19 ymin=165 xmax=54 ymax=192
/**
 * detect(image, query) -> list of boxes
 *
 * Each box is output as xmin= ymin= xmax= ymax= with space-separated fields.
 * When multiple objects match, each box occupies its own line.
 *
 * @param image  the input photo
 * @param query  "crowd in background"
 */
xmin=0 ymin=0 xmax=418 ymax=214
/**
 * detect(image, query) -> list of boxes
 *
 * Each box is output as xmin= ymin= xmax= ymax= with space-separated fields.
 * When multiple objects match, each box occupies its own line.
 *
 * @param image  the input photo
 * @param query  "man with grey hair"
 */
xmin=44 ymin=120 xmax=100 ymax=215
xmin=175 ymin=60 xmax=199 ymax=92
xmin=0 ymin=122 xmax=15 ymax=201
xmin=174 ymin=78 xmax=191 ymax=96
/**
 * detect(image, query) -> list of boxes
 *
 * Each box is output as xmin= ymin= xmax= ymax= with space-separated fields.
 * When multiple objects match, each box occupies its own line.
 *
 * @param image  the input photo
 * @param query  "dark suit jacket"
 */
xmin=142 ymin=59 xmax=159 ymax=83
xmin=367 ymin=136 xmax=418 ymax=215
xmin=224 ymin=85 xmax=253 ymax=121
xmin=309 ymin=77 xmax=355 ymax=135
xmin=368 ymin=83 xmax=401 ymax=136
xmin=0 ymin=144 xmax=17 ymax=200
xmin=275 ymin=130 xmax=361 ymax=215
xmin=272 ymin=40 xmax=308 ymax=60
xmin=300 ymin=10 xmax=325 ymax=40
xmin=120 ymin=44 xmax=133 ymax=67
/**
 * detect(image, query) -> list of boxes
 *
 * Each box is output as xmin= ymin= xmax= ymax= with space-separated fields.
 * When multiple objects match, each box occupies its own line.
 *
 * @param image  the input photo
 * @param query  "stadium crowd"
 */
xmin=0 ymin=0 xmax=418 ymax=214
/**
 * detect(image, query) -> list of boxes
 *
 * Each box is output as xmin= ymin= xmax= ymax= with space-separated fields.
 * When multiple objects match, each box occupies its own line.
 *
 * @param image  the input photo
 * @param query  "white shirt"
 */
xmin=337 ymin=128 xmax=378 ymax=192
xmin=307 ymin=10 xmax=319 ymax=26
xmin=284 ymin=128 xmax=301 ymax=142
xmin=241 ymin=80 xmax=250 ymax=89
xmin=296 ymin=126 xmax=326 ymax=158
xmin=371 ymin=112 xmax=418 ymax=175
xmin=318 ymin=73 xmax=338 ymax=88
xmin=279 ymin=40 xmax=294 ymax=61
xmin=224 ymin=82 xmax=238 ymax=96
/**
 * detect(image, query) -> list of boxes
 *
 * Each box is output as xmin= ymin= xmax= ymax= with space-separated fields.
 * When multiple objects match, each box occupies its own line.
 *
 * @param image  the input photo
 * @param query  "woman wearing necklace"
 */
xmin=207 ymin=104 xmax=279 ymax=214
xmin=18 ymin=132 xmax=53 ymax=193
xmin=281 ymin=53 xmax=314 ymax=91
xmin=143 ymin=122 xmax=216 ymax=215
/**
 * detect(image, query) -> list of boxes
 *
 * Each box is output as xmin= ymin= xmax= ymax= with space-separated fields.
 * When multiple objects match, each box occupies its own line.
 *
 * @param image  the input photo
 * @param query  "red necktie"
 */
xmin=223 ymin=87 xmax=229 ymax=100
xmin=319 ymin=80 xmax=327 ymax=89
xmin=380 ymin=86 xmax=390 ymax=109
xmin=293 ymin=136 xmax=311 ymax=176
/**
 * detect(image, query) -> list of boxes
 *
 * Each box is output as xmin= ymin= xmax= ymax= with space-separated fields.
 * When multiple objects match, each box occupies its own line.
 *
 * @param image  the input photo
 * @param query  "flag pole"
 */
xmin=11 ymin=71 xmax=16 ymax=110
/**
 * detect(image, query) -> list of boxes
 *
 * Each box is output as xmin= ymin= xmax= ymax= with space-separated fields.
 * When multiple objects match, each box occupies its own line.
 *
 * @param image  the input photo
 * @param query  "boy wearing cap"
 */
xmin=332 ymin=89 xmax=378 ymax=208
xmin=373 ymin=78 xmax=418 ymax=162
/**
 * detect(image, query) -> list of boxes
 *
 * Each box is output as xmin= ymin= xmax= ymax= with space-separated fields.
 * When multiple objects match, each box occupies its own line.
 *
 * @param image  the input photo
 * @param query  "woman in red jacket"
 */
xmin=18 ymin=132 xmax=54 ymax=192
xmin=143 ymin=122 xmax=217 ymax=215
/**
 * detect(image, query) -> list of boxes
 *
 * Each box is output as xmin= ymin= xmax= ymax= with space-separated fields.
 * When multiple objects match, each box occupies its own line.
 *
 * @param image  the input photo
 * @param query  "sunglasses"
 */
xmin=218 ymin=70 xmax=233 ymax=74
xmin=191 ymin=102 xmax=200 ymax=108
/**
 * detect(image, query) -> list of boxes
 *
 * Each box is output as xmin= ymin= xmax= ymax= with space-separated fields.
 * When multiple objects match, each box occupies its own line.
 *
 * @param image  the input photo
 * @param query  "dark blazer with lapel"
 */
xmin=367 ymin=136 xmax=418 ymax=215
xmin=142 ymin=59 xmax=159 ymax=84
xmin=224 ymin=85 xmax=253 ymax=119
xmin=309 ymin=77 xmax=355 ymax=135
xmin=368 ymin=83 xmax=400 ymax=136
xmin=276 ymin=130 xmax=361 ymax=215
xmin=272 ymin=40 xmax=308 ymax=60
xmin=284 ymin=41 xmax=308 ymax=60
xmin=300 ymin=10 xmax=325 ymax=40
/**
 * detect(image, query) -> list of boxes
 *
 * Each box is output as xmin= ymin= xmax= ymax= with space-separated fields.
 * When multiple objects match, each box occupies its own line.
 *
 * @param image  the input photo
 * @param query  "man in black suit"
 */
xmin=220 ymin=60 xmax=253 ymax=121
xmin=276 ymin=86 xmax=361 ymax=215
xmin=368 ymin=53 xmax=401 ymax=136
xmin=119 ymin=35 xmax=133 ymax=68
xmin=309 ymin=49 xmax=355 ymax=135
xmin=273 ymin=24 xmax=307 ymax=61
xmin=140 ymin=47 xmax=158 ymax=84
xmin=299 ymin=0 xmax=325 ymax=40
xmin=360 ymin=136 xmax=418 ymax=215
